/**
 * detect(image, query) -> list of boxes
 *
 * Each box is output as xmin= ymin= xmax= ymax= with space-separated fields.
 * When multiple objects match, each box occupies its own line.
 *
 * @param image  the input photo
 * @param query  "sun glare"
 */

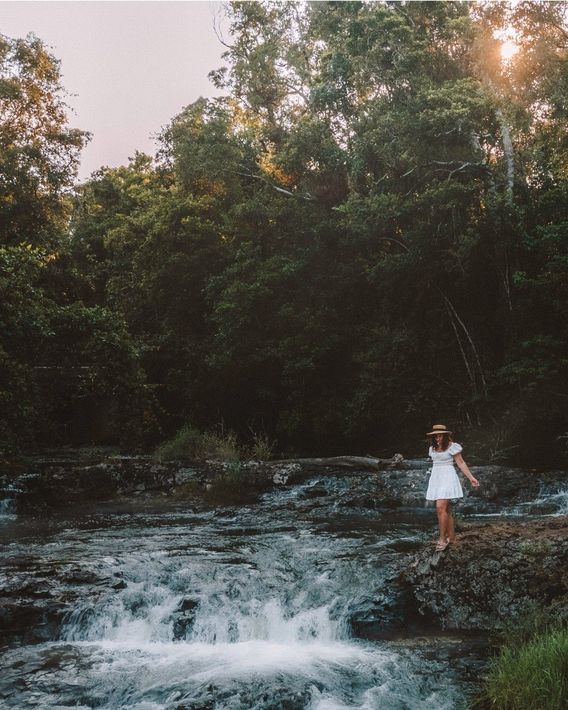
xmin=500 ymin=38 xmax=519 ymax=63
xmin=494 ymin=27 xmax=520 ymax=64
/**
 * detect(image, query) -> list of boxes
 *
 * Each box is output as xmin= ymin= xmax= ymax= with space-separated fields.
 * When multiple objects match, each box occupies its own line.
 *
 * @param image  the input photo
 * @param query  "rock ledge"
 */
xmin=405 ymin=517 xmax=568 ymax=630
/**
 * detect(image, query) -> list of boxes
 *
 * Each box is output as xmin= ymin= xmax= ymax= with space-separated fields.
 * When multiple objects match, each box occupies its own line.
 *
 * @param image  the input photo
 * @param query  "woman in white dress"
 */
xmin=426 ymin=424 xmax=479 ymax=550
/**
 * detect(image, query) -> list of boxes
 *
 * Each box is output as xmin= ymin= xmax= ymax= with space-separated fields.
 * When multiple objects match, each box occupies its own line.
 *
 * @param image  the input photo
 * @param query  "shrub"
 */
xmin=153 ymin=424 xmax=204 ymax=461
xmin=476 ymin=605 xmax=568 ymax=710
xmin=153 ymin=424 xmax=242 ymax=462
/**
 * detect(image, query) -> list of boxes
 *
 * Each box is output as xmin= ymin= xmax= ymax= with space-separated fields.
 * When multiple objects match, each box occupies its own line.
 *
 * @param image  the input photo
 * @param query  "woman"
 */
xmin=426 ymin=424 xmax=479 ymax=551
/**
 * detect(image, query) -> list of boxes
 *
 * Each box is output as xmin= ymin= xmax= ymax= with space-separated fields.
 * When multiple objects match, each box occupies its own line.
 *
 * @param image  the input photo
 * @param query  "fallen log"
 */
xmin=271 ymin=454 xmax=408 ymax=471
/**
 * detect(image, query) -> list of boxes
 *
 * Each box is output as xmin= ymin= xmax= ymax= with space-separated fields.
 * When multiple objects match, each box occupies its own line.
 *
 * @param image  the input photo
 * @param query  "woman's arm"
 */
xmin=453 ymin=453 xmax=480 ymax=487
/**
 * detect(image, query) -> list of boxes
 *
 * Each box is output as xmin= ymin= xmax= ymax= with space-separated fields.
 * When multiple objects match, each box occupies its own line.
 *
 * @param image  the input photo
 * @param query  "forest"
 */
xmin=1 ymin=0 xmax=568 ymax=464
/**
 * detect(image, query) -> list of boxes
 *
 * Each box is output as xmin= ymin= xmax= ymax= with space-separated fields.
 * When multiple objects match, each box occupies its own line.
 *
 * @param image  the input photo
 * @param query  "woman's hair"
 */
xmin=431 ymin=433 xmax=452 ymax=451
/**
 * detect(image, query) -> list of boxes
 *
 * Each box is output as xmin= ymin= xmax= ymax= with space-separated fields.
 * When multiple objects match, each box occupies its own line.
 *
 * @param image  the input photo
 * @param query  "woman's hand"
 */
xmin=454 ymin=454 xmax=479 ymax=488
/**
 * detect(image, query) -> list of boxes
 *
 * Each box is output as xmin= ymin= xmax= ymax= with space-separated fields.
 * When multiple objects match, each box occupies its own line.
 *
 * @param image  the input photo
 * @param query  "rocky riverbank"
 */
xmin=405 ymin=517 xmax=568 ymax=631
xmin=2 ymin=451 xmax=566 ymax=515
xmin=1 ymin=456 xmax=308 ymax=514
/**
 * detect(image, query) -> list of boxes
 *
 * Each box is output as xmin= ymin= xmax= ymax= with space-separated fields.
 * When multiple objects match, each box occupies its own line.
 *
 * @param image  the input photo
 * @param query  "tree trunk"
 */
xmin=496 ymin=108 xmax=514 ymax=205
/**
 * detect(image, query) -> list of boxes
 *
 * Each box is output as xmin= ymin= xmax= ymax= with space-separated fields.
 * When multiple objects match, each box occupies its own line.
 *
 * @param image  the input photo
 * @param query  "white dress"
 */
xmin=426 ymin=442 xmax=464 ymax=500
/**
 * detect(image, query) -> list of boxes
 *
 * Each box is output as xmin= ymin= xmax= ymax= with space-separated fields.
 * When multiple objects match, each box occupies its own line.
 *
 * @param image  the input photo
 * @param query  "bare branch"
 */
xmin=445 ymin=301 xmax=477 ymax=389
xmin=441 ymin=290 xmax=488 ymax=398
xmin=212 ymin=4 xmax=233 ymax=51
xmin=229 ymin=168 xmax=315 ymax=200
xmin=378 ymin=236 xmax=409 ymax=251
xmin=403 ymin=161 xmax=489 ymax=181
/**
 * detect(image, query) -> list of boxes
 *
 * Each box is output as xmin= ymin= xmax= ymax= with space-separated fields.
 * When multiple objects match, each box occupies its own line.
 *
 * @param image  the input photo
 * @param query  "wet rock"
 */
xmin=0 ymin=556 xmax=110 ymax=644
xmin=405 ymin=517 xmax=568 ymax=630
xmin=371 ymin=464 xmax=567 ymax=515
xmin=348 ymin=565 xmax=441 ymax=641
xmin=174 ymin=467 xmax=200 ymax=485
xmin=60 ymin=569 xmax=104 ymax=585
xmin=8 ymin=457 xmax=311 ymax=512
xmin=0 ymin=565 xmax=76 ymax=644
xmin=0 ymin=600 xmax=67 ymax=643
xmin=271 ymin=463 xmax=302 ymax=486
xmin=172 ymin=598 xmax=199 ymax=641
xmin=301 ymin=485 xmax=328 ymax=499
xmin=349 ymin=596 xmax=407 ymax=640
xmin=272 ymin=470 xmax=288 ymax=485
xmin=9 ymin=457 xmax=194 ymax=513
xmin=178 ymin=599 xmax=199 ymax=613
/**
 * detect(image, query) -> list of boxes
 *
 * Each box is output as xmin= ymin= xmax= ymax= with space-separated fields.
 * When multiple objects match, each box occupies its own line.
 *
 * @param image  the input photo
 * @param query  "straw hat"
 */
xmin=426 ymin=424 xmax=453 ymax=436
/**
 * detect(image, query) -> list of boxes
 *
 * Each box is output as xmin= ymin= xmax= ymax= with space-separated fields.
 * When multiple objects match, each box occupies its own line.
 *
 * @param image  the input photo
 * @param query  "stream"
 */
xmin=1 ymin=470 xmax=566 ymax=709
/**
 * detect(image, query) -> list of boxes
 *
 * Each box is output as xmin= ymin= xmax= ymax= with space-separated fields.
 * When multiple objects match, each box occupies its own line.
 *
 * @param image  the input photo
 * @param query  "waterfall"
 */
xmin=61 ymin=528 xmax=358 ymax=646
xmin=0 ymin=477 xmax=491 ymax=708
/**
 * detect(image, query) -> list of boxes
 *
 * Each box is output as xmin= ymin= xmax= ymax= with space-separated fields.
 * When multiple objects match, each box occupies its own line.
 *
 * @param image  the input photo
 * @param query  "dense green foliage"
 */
xmin=0 ymin=34 xmax=153 ymax=450
xmin=2 ymin=2 xmax=568 ymax=460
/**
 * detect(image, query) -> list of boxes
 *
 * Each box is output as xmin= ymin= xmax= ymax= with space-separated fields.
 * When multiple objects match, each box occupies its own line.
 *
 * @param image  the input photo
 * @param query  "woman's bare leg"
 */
xmin=446 ymin=503 xmax=456 ymax=542
xmin=435 ymin=499 xmax=450 ymax=542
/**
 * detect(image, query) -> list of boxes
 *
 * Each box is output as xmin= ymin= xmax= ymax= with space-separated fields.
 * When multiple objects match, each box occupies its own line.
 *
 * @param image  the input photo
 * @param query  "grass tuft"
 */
xmin=475 ymin=605 xmax=568 ymax=710
xmin=248 ymin=430 xmax=276 ymax=460
xmin=153 ymin=424 xmax=241 ymax=462
xmin=478 ymin=627 xmax=568 ymax=709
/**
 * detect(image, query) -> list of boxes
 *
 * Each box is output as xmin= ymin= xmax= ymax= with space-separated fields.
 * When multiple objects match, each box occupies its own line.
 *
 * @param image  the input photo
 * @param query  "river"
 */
xmin=1 ymin=470 xmax=565 ymax=709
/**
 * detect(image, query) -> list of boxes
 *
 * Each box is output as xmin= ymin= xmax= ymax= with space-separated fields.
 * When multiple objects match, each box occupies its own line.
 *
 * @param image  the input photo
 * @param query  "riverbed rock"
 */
xmin=4 ymin=456 xmax=314 ymax=512
xmin=172 ymin=598 xmax=200 ymax=641
xmin=0 ymin=599 xmax=67 ymax=643
xmin=405 ymin=517 xmax=568 ymax=630
xmin=0 ymin=559 xmax=111 ymax=644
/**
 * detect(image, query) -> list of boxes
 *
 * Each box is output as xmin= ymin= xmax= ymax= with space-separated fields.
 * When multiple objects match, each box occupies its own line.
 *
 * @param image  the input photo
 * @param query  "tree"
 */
xmin=0 ymin=35 xmax=152 ymax=451
xmin=0 ymin=33 xmax=87 ymax=247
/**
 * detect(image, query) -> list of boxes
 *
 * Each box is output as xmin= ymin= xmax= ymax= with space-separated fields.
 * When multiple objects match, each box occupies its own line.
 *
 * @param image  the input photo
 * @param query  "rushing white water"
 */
xmin=471 ymin=482 xmax=568 ymax=519
xmin=0 ymin=478 xmax=485 ymax=708
xmin=0 ymin=493 xmax=17 ymax=521
xmin=518 ymin=483 xmax=568 ymax=516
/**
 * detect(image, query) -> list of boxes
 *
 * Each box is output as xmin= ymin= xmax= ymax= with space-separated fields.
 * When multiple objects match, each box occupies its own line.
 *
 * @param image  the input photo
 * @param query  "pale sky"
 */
xmin=1 ymin=1 xmax=227 ymax=180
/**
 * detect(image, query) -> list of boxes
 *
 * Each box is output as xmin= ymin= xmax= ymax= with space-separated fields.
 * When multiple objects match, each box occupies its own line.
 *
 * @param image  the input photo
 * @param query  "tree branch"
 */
xmin=441 ymin=290 xmax=488 ymax=398
xmin=229 ymin=168 xmax=315 ymax=200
